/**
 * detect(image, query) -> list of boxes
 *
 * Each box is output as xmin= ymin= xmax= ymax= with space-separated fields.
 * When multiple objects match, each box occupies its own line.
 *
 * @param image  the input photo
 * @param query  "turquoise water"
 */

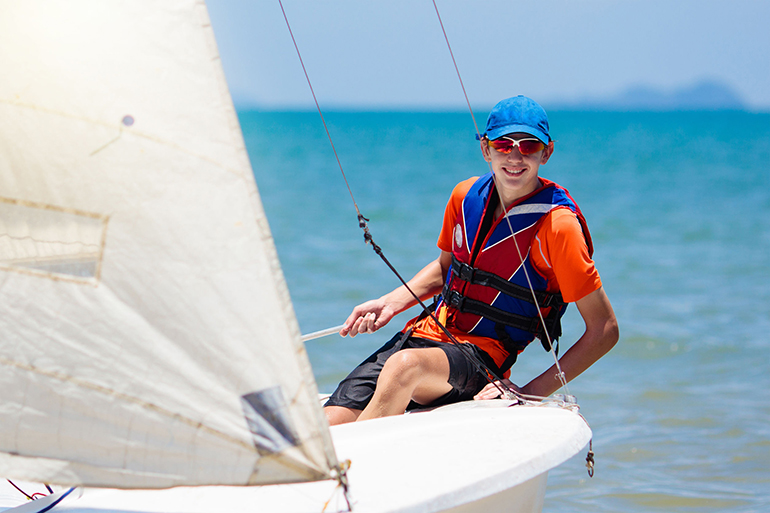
xmin=240 ymin=110 xmax=770 ymax=512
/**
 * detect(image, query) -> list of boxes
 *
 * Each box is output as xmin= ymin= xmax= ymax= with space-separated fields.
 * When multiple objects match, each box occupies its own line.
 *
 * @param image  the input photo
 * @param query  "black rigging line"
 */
xmin=6 ymin=479 xmax=33 ymax=500
xmin=278 ymin=1 xmax=517 ymax=400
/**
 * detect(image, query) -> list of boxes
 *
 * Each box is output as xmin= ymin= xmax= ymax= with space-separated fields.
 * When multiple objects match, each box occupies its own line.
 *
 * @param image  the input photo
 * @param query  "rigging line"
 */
xmin=368 ymin=238 xmax=513 ymax=396
xmin=6 ymin=479 xmax=33 ymax=500
xmin=505 ymin=210 xmax=571 ymax=393
xmin=431 ymin=0 xmax=481 ymax=139
xmin=301 ymin=324 xmax=345 ymax=342
xmin=431 ymin=0 xmax=570 ymax=395
xmin=278 ymin=1 xmax=512 ymax=399
xmin=277 ymin=0 xmax=359 ymax=217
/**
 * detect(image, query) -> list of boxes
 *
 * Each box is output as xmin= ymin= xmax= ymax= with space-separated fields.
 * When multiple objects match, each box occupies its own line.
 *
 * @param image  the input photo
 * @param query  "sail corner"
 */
xmin=240 ymin=387 xmax=301 ymax=456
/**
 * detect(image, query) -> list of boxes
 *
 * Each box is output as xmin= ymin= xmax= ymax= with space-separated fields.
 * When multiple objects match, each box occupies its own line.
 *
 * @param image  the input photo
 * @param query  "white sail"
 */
xmin=0 ymin=0 xmax=338 ymax=489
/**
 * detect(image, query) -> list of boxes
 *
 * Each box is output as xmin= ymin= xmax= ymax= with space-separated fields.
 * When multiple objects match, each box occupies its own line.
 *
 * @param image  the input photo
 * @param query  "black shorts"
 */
xmin=324 ymin=331 xmax=500 ymax=411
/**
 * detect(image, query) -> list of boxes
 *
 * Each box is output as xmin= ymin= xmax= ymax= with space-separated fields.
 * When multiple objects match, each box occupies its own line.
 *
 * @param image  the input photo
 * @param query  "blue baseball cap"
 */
xmin=482 ymin=95 xmax=551 ymax=144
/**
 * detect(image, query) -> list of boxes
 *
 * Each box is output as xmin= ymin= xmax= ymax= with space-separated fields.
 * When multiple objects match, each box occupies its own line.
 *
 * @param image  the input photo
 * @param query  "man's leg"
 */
xmin=357 ymin=347 xmax=452 ymax=421
xmin=323 ymin=333 xmax=408 ymax=426
xmin=324 ymin=406 xmax=362 ymax=426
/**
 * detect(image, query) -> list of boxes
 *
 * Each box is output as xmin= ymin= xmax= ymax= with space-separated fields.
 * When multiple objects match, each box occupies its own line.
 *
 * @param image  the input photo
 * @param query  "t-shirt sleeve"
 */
xmin=437 ymin=177 xmax=478 ymax=253
xmin=531 ymin=208 xmax=602 ymax=303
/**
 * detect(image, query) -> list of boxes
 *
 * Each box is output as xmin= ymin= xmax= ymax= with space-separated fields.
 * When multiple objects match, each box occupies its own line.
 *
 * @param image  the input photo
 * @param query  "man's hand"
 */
xmin=339 ymin=298 xmax=397 ymax=337
xmin=474 ymin=379 xmax=522 ymax=400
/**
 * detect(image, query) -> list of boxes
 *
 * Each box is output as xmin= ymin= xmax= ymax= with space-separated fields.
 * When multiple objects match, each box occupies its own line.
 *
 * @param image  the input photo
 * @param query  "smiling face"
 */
xmin=481 ymin=132 xmax=554 ymax=207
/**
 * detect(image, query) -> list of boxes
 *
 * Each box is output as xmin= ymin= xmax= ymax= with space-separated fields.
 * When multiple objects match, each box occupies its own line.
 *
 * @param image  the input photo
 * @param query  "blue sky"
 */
xmin=206 ymin=1 xmax=770 ymax=111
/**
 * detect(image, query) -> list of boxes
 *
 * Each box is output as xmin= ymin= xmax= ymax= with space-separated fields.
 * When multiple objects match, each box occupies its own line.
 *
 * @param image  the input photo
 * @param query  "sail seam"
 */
xmin=0 ymin=196 xmax=108 ymax=285
xmin=0 ymin=355 xmax=255 ymax=452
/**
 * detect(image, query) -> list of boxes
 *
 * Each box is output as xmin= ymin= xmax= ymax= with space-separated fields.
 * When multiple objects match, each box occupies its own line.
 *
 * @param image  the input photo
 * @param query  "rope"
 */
xmin=6 ymin=479 xmax=33 ymax=500
xmin=275 ymin=2 xmax=510 ymax=502
xmin=278 ymin=0 xmax=590 ymax=491
xmin=300 ymin=324 xmax=345 ymax=343
xmin=279 ymin=1 xmax=570 ymax=400
xmin=277 ymin=1 xmax=361 ymax=220
xmin=431 ymin=0 xmax=570 ymax=395
xmin=278 ymin=0 xmax=591 ymax=488
xmin=278 ymin=0 xmax=515 ymax=402
xmin=432 ymin=3 xmax=595 ymax=476
xmin=431 ymin=0 xmax=481 ymax=137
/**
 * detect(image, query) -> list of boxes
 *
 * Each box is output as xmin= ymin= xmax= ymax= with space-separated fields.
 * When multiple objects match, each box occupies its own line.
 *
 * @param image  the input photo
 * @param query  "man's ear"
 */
xmin=540 ymin=141 xmax=555 ymax=164
xmin=480 ymin=137 xmax=492 ymax=162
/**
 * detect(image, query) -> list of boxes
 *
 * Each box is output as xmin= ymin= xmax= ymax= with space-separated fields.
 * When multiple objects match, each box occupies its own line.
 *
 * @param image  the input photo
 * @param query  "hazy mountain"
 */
xmin=554 ymin=79 xmax=746 ymax=111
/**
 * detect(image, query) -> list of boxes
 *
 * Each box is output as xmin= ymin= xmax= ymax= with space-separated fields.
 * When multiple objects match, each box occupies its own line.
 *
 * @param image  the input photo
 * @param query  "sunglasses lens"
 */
xmin=488 ymin=138 xmax=545 ymax=155
xmin=488 ymin=139 xmax=514 ymax=153
xmin=518 ymin=140 xmax=545 ymax=155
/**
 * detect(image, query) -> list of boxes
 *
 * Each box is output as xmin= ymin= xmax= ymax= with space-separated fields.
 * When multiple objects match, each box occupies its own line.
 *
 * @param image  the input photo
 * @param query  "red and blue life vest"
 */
xmin=441 ymin=173 xmax=593 ymax=371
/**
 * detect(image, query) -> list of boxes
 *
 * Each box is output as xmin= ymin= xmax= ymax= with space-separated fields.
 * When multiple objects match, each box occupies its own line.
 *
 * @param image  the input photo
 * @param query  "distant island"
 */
xmin=553 ymin=79 xmax=746 ymax=111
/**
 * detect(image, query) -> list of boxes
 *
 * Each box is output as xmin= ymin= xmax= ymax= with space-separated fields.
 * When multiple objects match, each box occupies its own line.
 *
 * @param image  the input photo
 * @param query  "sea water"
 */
xmin=240 ymin=109 xmax=770 ymax=512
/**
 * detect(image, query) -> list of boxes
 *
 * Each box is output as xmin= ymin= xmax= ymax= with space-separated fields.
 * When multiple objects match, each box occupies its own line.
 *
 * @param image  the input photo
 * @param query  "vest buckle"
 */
xmin=456 ymin=261 xmax=475 ymax=283
xmin=445 ymin=290 xmax=465 ymax=311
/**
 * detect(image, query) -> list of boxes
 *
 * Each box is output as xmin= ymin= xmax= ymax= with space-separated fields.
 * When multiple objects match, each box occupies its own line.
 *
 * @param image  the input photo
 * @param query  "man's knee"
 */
xmin=381 ymin=348 xmax=449 ymax=386
xmin=381 ymin=349 xmax=429 ymax=384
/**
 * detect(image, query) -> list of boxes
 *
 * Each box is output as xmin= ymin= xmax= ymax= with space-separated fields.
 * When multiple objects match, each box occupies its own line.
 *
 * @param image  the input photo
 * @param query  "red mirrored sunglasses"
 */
xmin=487 ymin=136 xmax=545 ymax=156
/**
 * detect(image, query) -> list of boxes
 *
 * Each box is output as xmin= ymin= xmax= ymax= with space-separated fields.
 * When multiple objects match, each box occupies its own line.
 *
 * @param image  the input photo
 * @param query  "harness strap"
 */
xmin=444 ymin=289 xmax=540 ymax=332
xmin=450 ymin=255 xmax=565 ymax=308
xmin=442 ymin=287 xmax=564 ymax=348
xmin=493 ymin=324 xmax=526 ymax=371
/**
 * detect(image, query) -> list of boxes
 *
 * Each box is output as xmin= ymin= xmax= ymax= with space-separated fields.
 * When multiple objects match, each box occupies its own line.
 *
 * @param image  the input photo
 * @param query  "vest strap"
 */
xmin=442 ymin=288 xmax=564 ymax=345
xmin=443 ymin=289 xmax=541 ymax=333
xmin=450 ymin=255 xmax=565 ymax=308
xmin=494 ymin=324 xmax=526 ymax=372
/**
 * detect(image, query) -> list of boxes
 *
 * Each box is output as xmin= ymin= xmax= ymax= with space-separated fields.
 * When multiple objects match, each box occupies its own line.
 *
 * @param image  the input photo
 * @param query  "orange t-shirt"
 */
xmin=404 ymin=177 xmax=602 ymax=370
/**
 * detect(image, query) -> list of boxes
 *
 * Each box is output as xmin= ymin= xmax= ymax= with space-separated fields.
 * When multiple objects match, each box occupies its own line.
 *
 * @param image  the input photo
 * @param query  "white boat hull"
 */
xmin=439 ymin=474 xmax=548 ymax=513
xmin=2 ymin=401 xmax=590 ymax=513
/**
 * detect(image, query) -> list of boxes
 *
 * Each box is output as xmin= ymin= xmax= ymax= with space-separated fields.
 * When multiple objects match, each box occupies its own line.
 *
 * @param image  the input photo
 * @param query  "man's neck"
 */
xmin=496 ymin=177 xmax=542 ymax=211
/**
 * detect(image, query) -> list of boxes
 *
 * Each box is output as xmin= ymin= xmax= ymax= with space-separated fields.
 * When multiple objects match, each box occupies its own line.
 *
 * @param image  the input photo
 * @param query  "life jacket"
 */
xmin=440 ymin=173 xmax=593 ymax=372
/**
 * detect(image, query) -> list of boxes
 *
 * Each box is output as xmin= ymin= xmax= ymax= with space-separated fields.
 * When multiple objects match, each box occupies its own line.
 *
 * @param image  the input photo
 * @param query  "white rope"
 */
xmin=500 ymin=210 xmax=571 ymax=395
xmin=432 ymin=0 xmax=570 ymax=396
xmin=300 ymin=325 xmax=345 ymax=343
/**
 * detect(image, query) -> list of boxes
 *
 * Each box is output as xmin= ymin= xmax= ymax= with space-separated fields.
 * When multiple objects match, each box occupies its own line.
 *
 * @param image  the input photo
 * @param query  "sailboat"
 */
xmin=0 ymin=1 xmax=591 ymax=512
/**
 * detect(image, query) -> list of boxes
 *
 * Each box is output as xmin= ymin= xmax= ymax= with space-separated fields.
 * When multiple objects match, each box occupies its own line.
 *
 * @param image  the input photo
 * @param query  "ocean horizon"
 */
xmin=239 ymin=108 xmax=770 ymax=512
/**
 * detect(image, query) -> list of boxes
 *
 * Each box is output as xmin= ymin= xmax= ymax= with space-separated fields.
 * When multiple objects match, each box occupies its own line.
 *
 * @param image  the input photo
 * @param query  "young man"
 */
xmin=324 ymin=96 xmax=618 ymax=425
